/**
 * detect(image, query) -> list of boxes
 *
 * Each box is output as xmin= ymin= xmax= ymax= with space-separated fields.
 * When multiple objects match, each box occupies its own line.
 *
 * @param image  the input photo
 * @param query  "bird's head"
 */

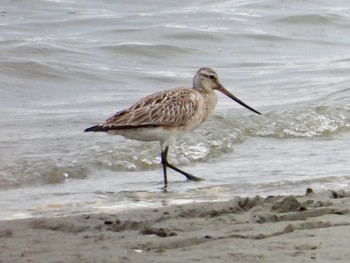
xmin=193 ymin=67 xmax=261 ymax=115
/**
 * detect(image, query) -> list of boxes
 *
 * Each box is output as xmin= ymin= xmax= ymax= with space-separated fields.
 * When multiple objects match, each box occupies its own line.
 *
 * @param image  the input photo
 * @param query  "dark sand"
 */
xmin=1 ymin=189 xmax=350 ymax=263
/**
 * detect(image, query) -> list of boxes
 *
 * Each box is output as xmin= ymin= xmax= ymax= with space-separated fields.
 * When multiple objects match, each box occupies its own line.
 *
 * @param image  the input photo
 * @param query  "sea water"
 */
xmin=0 ymin=0 xmax=349 ymax=220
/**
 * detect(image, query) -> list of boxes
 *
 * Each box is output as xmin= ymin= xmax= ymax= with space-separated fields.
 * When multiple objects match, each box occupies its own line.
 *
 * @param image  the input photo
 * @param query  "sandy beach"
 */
xmin=1 ymin=188 xmax=349 ymax=263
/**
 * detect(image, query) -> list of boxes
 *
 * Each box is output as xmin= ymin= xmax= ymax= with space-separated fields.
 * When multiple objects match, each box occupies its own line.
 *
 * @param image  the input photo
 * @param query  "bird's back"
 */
xmin=85 ymin=87 xmax=209 ymax=133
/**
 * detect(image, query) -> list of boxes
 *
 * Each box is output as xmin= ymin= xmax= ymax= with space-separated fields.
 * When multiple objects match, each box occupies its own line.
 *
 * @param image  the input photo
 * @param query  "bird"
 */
xmin=85 ymin=67 xmax=261 ymax=187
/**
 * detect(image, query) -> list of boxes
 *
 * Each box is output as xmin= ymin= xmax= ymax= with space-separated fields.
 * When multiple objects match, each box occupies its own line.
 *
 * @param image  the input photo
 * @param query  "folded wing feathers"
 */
xmin=85 ymin=89 xmax=199 ymax=132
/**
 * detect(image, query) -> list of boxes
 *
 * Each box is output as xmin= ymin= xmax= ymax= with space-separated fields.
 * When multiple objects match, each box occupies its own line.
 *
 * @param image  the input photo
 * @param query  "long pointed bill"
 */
xmin=217 ymin=85 xmax=261 ymax=115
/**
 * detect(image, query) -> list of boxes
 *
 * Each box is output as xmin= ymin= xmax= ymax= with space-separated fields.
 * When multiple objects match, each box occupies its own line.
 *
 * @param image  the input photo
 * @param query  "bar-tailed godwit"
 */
xmin=85 ymin=67 xmax=261 ymax=187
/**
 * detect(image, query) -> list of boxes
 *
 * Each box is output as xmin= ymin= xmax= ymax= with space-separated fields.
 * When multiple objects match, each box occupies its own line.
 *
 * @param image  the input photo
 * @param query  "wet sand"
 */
xmin=1 ymin=189 xmax=350 ymax=263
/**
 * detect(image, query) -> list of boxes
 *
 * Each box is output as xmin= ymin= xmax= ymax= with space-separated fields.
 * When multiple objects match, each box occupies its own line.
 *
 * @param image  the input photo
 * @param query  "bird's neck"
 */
xmin=196 ymin=88 xmax=218 ymax=123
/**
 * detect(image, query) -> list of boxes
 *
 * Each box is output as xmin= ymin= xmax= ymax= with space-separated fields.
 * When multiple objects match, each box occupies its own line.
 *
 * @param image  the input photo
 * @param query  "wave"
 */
xmin=1 ymin=100 xmax=348 ymax=190
xmin=99 ymin=43 xmax=195 ymax=58
xmin=274 ymin=13 xmax=347 ymax=27
xmin=241 ymin=105 xmax=350 ymax=138
xmin=245 ymin=87 xmax=350 ymax=138
xmin=0 ymin=59 xmax=68 ymax=81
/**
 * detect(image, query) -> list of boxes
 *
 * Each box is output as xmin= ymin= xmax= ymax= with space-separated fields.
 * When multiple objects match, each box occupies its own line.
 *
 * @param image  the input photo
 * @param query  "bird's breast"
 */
xmin=180 ymin=91 xmax=218 ymax=132
xmin=108 ymin=126 xmax=187 ymax=143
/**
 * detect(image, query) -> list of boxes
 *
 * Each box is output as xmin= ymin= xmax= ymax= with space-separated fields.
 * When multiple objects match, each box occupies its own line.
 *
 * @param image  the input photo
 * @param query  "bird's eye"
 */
xmin=209 ymin=75 xmax=215 ymax=80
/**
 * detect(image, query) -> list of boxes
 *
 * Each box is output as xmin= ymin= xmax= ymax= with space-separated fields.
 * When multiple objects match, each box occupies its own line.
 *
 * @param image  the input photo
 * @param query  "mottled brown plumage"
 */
xmin=86 ymin=89 xmax=200 ymax=131
xmin=85 ymin=67 xmax=261 ymax=187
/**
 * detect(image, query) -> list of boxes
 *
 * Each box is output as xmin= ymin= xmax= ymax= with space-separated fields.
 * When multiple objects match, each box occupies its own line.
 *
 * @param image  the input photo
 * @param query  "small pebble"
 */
xmin=306 ymin=188 xmax=314 ymax=195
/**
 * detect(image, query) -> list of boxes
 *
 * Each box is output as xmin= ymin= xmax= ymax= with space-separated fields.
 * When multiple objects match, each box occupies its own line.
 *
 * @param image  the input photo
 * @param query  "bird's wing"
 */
xmin=86 ymin=88 xmax=199 ymax=131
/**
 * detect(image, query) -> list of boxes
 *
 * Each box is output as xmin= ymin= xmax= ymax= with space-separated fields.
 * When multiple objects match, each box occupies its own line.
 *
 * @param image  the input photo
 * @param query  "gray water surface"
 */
xmin=0 ymin=0 xmax=349 ymax=220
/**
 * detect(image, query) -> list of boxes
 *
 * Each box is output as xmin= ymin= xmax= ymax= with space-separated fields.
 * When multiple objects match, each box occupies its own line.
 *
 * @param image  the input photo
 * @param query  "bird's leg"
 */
xmin=167 ymin=162 xmax=203 ymax=181
xmin=161 ymin=148 xmax=169 ymax=187
xmin=161 ymin=146 xmax=203 ymax=183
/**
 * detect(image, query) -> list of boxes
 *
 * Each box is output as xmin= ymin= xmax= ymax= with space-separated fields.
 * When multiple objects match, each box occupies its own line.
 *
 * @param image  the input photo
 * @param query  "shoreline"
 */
xmin=1 ymin=188 xmax=350 ymax=262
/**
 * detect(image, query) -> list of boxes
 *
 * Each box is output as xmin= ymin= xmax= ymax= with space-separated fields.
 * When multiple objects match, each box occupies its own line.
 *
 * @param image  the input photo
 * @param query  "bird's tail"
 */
xmin=84 ymin=125 xmax=102 ymax=132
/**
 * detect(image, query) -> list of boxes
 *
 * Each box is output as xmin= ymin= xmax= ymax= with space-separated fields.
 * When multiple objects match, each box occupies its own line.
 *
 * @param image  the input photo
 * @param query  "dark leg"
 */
xmin=161 ymin=146 xmax=203 ymax=186
xmin=161 ymin=148 xmax=169 ymax=187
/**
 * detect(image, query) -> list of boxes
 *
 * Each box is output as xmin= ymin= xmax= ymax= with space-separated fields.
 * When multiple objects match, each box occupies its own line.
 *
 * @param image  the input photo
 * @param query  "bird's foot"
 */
xmin=186 ymin=174 xmax=204 ymax=182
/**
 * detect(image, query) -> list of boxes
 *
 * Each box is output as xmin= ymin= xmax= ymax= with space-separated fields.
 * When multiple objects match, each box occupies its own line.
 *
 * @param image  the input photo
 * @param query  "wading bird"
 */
xmin=85 ymin=67 xmax=261 ymax=187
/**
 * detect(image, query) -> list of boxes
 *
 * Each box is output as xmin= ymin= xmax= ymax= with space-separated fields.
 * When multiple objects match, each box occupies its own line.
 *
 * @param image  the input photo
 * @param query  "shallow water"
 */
xmin=0 ymin=0 xmax=349 ymax=220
